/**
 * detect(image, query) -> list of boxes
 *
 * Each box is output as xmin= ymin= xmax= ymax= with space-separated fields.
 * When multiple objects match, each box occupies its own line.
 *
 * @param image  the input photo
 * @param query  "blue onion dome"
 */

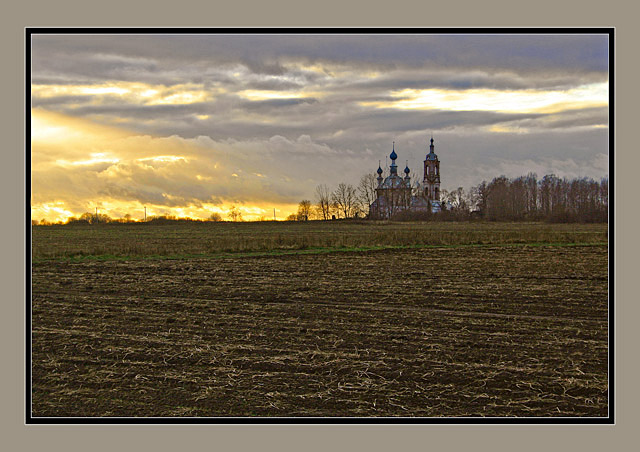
xmin=377 ymin=166 xmax=383 ymax=175
xmin=404 ymin=165 xmax=410 ymax=174
xmin=390 ymin=149 xmax=397 ymax=161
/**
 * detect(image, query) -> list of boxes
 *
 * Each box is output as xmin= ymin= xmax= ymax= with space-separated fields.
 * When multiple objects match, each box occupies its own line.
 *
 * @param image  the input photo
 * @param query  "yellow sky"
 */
xmin=31 ymin=109 xmax=299 ymax=223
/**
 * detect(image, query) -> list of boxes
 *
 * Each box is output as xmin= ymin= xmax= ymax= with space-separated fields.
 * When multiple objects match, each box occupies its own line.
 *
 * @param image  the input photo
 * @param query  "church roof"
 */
xmin=380 ymin=173 xmax=410 ymax=189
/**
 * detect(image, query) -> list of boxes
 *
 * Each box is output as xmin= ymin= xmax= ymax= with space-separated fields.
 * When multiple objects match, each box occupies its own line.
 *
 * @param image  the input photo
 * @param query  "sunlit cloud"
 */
xmin=137 ymin=156 xmax=189 ymax=163
xmin=361 ymin=82 xmax=608 ymax=114
xmin=487 ymin=124 xmax=529 ymax=134
xmin=31 ymin=202 xmax=76 ymax=223
xmin=32 ymin=82 xmax=212 ymax=106
xmin=55 ymin=153 xmax=120 ymax=167
xmin=239 ymin=89 xmax=315 ymax=101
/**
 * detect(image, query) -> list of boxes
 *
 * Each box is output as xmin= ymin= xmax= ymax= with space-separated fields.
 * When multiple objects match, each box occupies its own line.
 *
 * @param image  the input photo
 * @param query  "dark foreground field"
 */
xmin=31 ymin=222 xmax=609 ymax=417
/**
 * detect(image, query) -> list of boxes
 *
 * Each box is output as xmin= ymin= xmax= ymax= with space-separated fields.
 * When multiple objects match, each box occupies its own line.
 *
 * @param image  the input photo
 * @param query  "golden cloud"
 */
xmin=32 ymin=82 xmax=214 ymax=106
xmin=360 ymin=82 xmax=608 ymax=115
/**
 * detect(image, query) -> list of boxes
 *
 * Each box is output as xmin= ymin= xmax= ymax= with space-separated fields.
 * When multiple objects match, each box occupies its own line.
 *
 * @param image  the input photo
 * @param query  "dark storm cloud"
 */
xmin=49 ymin=102 xmax=213 ymax=118
xmin=238 ymin=97 xmax=319 ymax=111
xmin=340 ymin=109 xmax=543 ymax=133
xmin=343 ymin=68 xmax=607 ymax=92
xmin=31 ymin=95 xmax=91 ymax=107
xmin=526 ymin=106 xmax=608 ymax=130
xmin=31 ymin=34 xmax=608 ymax=84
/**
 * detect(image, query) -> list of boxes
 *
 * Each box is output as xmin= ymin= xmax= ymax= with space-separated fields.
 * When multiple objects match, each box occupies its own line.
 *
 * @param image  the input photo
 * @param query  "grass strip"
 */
xmin=31 ymin=241 xmax=609 ymax=264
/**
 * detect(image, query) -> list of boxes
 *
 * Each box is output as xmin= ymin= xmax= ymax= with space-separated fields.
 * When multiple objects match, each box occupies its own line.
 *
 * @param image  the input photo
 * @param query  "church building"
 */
xmin=369 ymin=137 xmax=443 ymax=219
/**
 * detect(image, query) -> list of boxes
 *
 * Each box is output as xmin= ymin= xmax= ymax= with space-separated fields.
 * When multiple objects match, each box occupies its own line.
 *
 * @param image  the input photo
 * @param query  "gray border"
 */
xmin=6 ymin=1 xmax=631 ymax=450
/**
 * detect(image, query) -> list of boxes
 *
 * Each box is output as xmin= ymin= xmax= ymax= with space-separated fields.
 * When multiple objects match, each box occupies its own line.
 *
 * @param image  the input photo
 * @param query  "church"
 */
xmin=369 ymin=137 xmax=443 ymax=219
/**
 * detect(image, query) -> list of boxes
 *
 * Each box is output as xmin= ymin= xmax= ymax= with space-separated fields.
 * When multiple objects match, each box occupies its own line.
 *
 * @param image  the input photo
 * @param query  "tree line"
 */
xmin=469 ymin=173 xmax=608 ymax=222
xmin=287 ymin=174 xmax=379 ymax=221
xmin=32 ymin=172 xmax=608 ymax=226
xmin=33 ymin=204 xmax=247 ymax=225
xmin=289 ymin=172 xmax=608 ymax=223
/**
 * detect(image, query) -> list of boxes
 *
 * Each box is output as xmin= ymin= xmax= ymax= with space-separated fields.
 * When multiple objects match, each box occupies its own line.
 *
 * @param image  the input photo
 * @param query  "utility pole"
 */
xmin=144 ymin=206 xmax=147 ymax=222
xmin=95 ymin=207 xmax=98 ymax=224
xmin=273 ymin=208 xmax=276 ymax=221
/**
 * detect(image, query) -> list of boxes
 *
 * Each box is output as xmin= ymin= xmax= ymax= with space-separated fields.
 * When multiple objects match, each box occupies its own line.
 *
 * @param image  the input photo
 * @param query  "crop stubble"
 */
xmin=31 ymin=234 xmax=608 ymax=417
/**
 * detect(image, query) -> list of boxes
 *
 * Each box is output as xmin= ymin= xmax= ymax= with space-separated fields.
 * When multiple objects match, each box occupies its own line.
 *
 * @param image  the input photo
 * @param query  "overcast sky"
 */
xmin=30 ymin=33 xmax=609 ymax=221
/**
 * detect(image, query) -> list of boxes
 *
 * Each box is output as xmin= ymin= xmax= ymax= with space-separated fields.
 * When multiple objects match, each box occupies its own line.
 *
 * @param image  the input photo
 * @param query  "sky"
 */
xmin=30 ymin=33 xmax=609 ymax=222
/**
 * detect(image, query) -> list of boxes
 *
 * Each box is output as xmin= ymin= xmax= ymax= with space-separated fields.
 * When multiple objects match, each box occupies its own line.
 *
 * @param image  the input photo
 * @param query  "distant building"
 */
xmin=369 ymin=137 xmax=443 ymax=219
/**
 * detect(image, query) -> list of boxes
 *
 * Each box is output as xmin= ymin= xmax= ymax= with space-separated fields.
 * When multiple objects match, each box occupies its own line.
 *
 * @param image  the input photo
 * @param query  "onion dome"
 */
xmin=390 ymin=141 xmax=397 ymax=161
xmin=404 ymin=165 xmax=410 ymax=174
xmin=377 ymin=165 xmax=383 ymax=175
xmin=426 ymin=136 xmax=438 ymax=160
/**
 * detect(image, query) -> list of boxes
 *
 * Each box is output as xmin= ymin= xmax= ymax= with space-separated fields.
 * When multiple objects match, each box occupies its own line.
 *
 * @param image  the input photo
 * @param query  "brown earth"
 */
xmin=31 ymin=244 xmax=608 ymax=418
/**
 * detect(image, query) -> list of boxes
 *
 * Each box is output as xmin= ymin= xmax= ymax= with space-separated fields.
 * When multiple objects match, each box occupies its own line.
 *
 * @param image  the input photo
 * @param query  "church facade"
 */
xmin=369 ymin=137 xmax=443 ymax=219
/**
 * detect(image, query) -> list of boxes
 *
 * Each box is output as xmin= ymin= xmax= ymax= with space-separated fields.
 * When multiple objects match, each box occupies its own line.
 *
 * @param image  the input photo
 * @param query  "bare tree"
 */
xmin=357 ymin=173 xmax=378 ymax=218
xmin=208 ymin=212 xmax=223 ymax=222
xmin=297 ymin=199 xmax=312 ymax=221
xmin=470 ymin=181 xmax=488 ymax=214
xmin=332 ymin=183 xmax=358 ymax=219
xmin=315 ymin=184 xmax=332 ymax=220
xmin=227 ymin=205 xmax=243 ymax=222
xmin=448 ymin=187 xmax=469 ymax=211
xmin=524 ymin=172 xmax=538 ymax=218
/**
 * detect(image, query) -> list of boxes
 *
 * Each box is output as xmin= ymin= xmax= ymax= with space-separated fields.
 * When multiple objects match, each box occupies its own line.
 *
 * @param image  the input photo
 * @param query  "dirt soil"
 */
xmin=31 ymin=245 xmax=608 ymax=417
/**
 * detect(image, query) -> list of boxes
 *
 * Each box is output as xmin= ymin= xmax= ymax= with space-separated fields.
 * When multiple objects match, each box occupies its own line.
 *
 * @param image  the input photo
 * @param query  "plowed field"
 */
xmin=30 ymin=223 xmax=609 ymax=418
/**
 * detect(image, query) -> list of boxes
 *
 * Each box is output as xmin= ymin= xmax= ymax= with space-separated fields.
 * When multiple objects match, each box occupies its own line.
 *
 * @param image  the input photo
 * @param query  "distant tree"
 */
xmin=227 ymin=205 xmax=243 ymax=222
xmin=440 ymin=188 xmax=449 ymax=205
xmin=486 ymin=176 xmax=511 ymax=221
xmin=332 ymin=183 xmax=358 ymax=219
xmin=315 ymin=184 xmax=332 ymax=220
xmin=67 ymin=215 xmax=90 ymax=225
xmin=599 ymin=177 xmax=608 ymax=220
xmin=357 ymin=173 xmax=378 ymax=218
xmin=286 ymin=213 xmax=297 ymax=221
xmin=443 ymin=187 xmax=470 ymax=219
xmin=208 ymin=212 xmax=223 ymax=222
xmin=297 ymin=200 xmax=312 ymax=221
xmin=470 ymin=181 xmax=488 ymax=215
xmin=523 ymin=173 xmax=538 ymax=218
xmin=79 ymin=212 xmax=94 ymax=223
xmin=312 ymin=204 xmax=325 ymax=221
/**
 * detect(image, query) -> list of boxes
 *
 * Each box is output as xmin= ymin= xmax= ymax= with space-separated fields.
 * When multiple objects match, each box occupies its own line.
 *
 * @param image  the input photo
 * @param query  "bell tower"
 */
xmin=423 ymin=137 xmax=440 ymax=202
